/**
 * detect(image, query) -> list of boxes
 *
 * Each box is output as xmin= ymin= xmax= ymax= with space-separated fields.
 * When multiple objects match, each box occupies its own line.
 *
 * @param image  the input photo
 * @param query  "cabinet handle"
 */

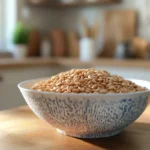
xmin=0 ymin=75 xmax=3 ymax=82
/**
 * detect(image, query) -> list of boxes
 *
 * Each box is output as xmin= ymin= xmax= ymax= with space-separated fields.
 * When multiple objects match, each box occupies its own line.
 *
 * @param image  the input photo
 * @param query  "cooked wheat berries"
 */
xmin=31 ymin=69 xmax=147 ymax=94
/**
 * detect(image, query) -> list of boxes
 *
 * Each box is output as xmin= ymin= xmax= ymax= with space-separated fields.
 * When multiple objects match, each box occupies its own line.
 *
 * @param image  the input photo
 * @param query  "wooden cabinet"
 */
xmin=0 ymin=66 xmax=68 ymax=110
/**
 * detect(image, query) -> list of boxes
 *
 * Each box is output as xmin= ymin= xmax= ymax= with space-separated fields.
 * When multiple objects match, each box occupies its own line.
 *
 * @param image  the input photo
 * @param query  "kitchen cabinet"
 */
xmin=0 ymin=66 xmax=69 ymax=110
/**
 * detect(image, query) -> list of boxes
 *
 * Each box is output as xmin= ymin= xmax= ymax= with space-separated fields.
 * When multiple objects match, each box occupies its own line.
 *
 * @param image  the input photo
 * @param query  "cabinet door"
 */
xmin=0 ymin=66 xmax=68 ymax=110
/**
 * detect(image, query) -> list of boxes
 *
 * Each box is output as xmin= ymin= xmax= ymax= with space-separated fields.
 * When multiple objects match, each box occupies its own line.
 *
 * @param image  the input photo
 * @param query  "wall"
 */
xmin=17 ymin=0 xmax=148 ymax=39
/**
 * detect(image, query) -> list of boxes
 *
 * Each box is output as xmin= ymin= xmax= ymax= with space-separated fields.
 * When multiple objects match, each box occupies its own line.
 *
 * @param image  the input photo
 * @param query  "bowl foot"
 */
xmin=56 ymin=129 xmax=122 ymax=139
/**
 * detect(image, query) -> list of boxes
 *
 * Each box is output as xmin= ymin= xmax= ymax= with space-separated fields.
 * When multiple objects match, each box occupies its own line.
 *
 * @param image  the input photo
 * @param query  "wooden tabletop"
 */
xmin=1 ymin=58 xmax=150 ymax=69
xmin=0 ymin=105 xmax=150 ymax=150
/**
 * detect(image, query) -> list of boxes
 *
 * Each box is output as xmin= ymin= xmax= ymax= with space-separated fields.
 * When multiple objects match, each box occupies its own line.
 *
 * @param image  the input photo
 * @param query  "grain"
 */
xmin=31 ymin=69 xmax=147 ymax=94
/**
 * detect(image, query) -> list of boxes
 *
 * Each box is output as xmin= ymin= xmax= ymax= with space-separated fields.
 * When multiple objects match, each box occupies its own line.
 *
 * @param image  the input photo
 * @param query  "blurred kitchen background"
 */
xmin=1 ymin=0 xmax=150 ymax=110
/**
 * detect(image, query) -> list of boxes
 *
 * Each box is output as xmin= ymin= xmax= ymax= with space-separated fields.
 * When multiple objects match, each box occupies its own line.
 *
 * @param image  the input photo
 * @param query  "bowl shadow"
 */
xmin=81 ymin=122 xmax=150 ymax=150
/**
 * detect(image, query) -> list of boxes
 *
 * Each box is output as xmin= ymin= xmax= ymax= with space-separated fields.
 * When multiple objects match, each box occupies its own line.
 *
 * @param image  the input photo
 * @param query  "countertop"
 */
xmin=0 ymin=104 xmax=150 ymax=150
xmin=1 ymin=58 xmax=150 ymax=69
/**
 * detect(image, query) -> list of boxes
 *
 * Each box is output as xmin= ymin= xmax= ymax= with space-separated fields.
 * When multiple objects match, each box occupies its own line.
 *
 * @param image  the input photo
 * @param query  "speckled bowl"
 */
xmin=18 ymin=78 xmax=150 ymax=138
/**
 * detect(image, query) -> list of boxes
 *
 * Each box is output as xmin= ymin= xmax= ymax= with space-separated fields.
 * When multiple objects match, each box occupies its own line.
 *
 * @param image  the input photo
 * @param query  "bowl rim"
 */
xmin=18 ymin=78 xmax=150 ymax=97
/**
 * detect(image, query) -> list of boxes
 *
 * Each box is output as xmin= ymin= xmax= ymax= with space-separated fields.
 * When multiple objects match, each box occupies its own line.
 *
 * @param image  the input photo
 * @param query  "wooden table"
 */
xmin=0 ymin=105 xmax=150 ymax=150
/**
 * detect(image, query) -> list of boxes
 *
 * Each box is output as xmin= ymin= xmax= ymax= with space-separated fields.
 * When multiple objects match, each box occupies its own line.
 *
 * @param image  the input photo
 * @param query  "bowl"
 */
xmin=18 ymin=78 xmax=150 ymax=138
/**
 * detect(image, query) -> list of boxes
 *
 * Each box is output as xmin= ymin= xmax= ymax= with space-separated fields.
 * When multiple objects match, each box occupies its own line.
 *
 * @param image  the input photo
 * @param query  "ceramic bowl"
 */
xmin=18 ymin=78 xmax=150 ymax=138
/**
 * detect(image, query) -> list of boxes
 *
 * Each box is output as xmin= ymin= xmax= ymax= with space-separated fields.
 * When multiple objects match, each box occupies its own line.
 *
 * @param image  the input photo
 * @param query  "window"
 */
xmin=0 ymin=0 xmax=17 ymax=51
xmin=0 ymin=0 xmax=5 ymax=50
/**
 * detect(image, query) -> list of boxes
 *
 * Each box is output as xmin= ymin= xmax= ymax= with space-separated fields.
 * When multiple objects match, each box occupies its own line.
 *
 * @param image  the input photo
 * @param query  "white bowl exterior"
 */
xmin=18 ymin=78 xmax=150 ymax=138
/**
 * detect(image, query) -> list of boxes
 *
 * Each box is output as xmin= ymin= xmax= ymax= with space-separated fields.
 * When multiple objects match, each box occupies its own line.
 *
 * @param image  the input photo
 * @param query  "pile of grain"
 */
xmin=31 ymin=69 xmax=147 ymax=94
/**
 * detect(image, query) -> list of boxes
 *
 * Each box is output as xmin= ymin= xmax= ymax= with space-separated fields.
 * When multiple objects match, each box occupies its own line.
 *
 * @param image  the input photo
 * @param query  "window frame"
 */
xmin=0 ymin=0 xmax=17 ymax=51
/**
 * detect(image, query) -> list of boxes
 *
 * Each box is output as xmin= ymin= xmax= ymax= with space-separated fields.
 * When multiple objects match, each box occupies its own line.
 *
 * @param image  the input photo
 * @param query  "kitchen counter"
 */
xmin=0 ymin=104 xmax=150 ymax=150
xmin=0 ymin=58 xmax=150 ymax=69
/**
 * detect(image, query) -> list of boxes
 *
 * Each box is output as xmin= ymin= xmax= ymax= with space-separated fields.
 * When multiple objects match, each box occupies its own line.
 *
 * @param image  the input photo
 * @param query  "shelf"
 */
xmin=26 ymin=0 xmax=121 ymax=8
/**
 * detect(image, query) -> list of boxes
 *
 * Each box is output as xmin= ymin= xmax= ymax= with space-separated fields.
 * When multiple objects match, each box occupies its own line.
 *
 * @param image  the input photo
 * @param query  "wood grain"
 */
xmin=0 ymin=104 xmax=150 ymax=150
xmin=102 ymin=10 xmax=137 ymax=57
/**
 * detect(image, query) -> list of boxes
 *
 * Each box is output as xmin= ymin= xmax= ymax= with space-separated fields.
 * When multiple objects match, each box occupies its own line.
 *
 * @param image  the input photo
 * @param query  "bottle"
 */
xmin=28 ymin=29 xmax=41 ymax=57
xmin=49 ymin=29 xmax=66 ymax=57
